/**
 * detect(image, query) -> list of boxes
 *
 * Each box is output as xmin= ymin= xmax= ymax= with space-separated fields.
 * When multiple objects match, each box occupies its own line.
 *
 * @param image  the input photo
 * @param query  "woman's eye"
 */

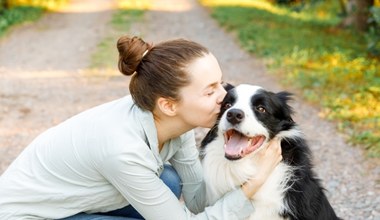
xmin=257 ymin=106 xmax=266 ymax=113
xmin=223 ymin=103 xmax=232 ymax=109
xmin=207 ymin=91 xmax=215 ymax=96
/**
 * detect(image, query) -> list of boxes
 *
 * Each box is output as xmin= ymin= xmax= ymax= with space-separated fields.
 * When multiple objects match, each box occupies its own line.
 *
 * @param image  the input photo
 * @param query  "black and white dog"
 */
xmin=200 ymin=84 xmax=341 ymax=220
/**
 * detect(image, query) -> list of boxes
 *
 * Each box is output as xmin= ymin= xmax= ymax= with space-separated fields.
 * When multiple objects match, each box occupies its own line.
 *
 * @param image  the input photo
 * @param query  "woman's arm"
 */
xmin=169 ymin=131 xmax=206 ymax=213
xmin=241 ymin=138 xmax=283 ymax=198
xmin=99 ymin=151 xmax=253 ymax=220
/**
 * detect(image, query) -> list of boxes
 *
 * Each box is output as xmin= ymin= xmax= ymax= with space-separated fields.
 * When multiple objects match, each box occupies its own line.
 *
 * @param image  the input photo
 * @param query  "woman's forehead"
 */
xmin=186 ymin=53 xmax=223 ymax=88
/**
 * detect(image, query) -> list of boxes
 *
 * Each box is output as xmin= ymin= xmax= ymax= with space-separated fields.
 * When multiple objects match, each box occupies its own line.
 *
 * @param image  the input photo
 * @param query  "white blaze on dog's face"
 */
xmin=219 ymin=84 xmax=269 ymax=160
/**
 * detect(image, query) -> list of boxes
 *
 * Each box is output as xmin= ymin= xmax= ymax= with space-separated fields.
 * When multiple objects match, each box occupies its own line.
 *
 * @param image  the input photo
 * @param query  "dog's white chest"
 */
xmin=247 ymin=163 xmax=291 ymax=220
xmin=203 ymin=143 xmax=292 ymax=220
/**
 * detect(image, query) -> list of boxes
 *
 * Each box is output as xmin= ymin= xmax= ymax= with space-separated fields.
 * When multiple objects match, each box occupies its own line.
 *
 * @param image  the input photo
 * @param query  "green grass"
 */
xmin=0 ymin=6 xmax=44 ymax=36
xmin=0 ymin=0 xmax=70 ymax=36
xmin=201 ymin=0 xmax=380 ymax=157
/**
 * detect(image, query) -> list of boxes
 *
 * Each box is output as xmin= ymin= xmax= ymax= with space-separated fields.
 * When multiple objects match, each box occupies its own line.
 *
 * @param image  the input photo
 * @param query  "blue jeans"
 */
xmin=60 ymin=164 xmax=182 ymax=220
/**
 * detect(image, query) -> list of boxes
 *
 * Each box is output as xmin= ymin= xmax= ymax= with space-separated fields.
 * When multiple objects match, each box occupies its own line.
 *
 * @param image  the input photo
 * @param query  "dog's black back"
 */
xmin=280 ymin=137 xmax=341 ymax=219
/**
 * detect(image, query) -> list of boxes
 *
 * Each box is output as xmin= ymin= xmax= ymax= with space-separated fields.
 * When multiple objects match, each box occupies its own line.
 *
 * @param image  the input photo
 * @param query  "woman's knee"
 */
xmin=160 ymin=164 xmax=182 ymax=199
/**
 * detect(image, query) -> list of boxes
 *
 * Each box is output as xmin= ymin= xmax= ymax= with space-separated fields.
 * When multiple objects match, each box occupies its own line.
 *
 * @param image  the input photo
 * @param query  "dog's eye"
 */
xmin=257 ymin=106 xmax=266 ymax=113
xmin=223 ymin=103 xmax=232 ymax=109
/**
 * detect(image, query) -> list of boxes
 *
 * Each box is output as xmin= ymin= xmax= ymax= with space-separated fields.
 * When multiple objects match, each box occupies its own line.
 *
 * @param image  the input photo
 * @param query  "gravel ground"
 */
xmin=0 ymin=0 xmax=379 ymax=219
xmin=0 ymin=0 xmax=130 ymax=172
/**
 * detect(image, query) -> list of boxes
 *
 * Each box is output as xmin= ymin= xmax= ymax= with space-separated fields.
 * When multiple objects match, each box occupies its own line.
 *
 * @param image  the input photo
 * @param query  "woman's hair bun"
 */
xmin=117 ymin=36 xmax=151 ymax=76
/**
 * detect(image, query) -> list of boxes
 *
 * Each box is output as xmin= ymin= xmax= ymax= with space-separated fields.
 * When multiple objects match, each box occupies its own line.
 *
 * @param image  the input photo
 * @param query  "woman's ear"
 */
xmin=156 ymin=97 xmax=177 ymax=117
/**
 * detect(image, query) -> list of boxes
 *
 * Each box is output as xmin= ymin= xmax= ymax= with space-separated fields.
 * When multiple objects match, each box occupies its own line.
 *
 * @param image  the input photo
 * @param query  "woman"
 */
xmin=0 ymin=36 xmax=282 ymax=219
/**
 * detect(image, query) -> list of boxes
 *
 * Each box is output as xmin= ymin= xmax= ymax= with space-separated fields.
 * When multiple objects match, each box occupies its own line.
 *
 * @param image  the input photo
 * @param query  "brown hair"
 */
xmin=117 ymin=35 xmax=210 ymax=111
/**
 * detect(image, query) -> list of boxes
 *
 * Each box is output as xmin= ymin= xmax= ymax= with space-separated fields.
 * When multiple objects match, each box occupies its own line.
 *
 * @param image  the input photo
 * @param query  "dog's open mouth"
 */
xmin=223 ymin=129 xmax=266 ymax=160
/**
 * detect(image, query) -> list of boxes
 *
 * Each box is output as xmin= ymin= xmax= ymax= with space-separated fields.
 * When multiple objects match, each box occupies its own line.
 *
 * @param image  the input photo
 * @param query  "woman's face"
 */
xmin=176 ymin=53 xmax=226 ymax=129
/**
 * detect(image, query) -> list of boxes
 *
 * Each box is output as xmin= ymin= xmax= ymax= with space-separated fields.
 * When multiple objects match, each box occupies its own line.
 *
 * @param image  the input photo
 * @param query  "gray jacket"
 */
xmin=0 ymin=95 xmax=254 ymax=219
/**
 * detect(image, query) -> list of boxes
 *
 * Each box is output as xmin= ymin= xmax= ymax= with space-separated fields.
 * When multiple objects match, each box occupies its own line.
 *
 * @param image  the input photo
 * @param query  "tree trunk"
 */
xmin=339 ymin=0 xmax=374 ymax=31
xmin=3 ymin=0 xmax=8 ymax=8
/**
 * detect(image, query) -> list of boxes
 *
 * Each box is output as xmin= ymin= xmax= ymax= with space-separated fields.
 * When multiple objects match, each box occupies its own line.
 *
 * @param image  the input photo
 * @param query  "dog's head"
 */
xmin=217 ymin=84 xmax=295 ymax=160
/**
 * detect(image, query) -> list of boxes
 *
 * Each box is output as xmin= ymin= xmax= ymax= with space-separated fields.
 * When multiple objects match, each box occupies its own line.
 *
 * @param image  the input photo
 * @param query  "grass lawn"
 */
xmin=200 ymin=0 xmax=380 ymax=157
xmin=0 ymin=6 xmax=44 ymax=36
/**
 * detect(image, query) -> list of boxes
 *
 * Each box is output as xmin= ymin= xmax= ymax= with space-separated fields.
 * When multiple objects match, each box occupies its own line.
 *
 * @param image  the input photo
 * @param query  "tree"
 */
xmin=339 ymin=0 xmax=375 ymax=31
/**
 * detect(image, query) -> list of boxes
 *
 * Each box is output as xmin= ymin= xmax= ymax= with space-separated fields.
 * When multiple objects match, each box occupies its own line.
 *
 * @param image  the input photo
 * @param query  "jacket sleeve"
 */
xmin=99 ymin=140 xmax=254 ymax=220
xmin=169 ymin=130 xmax=206 ymax=213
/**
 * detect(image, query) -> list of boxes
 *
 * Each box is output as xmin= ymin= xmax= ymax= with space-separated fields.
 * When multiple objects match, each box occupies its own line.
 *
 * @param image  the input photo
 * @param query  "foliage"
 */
xmin=367 ymin=6 xmax=380 ymax=56
xmin=200 ymin=0 xmax=380 ymax=157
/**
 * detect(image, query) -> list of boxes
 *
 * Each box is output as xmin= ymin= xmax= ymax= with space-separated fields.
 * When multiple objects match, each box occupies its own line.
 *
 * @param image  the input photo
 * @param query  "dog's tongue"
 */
xmin=224 ymin=130 xmax=266 ymax=159
xmin=224 ymin=132 xmax=249 ymax=157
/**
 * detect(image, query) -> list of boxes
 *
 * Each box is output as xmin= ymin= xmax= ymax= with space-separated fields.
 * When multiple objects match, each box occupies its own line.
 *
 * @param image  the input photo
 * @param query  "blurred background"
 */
xmin=1 ymin=0 xmax=378 ymax=156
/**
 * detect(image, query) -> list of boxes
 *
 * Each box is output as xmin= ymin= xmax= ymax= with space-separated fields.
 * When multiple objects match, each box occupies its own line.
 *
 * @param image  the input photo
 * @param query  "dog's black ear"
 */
xmin=223 ymin=82 xmax=234 ymax=91
xmin=276 ymin=91 xmax=295 ymax=117
xmin=276 ymin=91 xmax=293 ymax=103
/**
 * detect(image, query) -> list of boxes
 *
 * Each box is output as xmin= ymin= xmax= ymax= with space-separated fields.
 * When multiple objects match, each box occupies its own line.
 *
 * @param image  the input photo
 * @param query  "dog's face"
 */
xmin=218 ymin=84 xmax=294 ymax=160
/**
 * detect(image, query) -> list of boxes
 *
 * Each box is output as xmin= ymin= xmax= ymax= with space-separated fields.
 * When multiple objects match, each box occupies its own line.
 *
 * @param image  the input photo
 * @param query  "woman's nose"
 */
xmin=217 ymin=85 xmax=227 ymax=104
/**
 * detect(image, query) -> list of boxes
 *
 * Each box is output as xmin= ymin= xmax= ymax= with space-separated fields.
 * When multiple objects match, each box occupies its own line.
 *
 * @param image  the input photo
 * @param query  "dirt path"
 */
xmin=0 ymin=0 xmax=130 ymax=170
xmin=0 ymin=0 xmax=378 ymax=219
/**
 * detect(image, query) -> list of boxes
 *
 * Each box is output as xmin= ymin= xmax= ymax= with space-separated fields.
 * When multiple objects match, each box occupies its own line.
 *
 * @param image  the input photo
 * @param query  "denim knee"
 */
xmin=160 ymin=164 xmax=182 ymax=199
xmin=61 ymin=165 xmax=182 ymax=220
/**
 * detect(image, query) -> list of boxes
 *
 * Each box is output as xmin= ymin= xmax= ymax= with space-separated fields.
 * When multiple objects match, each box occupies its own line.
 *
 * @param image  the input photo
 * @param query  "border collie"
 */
xmin=200 ymin=84 xmax=341 ymax=220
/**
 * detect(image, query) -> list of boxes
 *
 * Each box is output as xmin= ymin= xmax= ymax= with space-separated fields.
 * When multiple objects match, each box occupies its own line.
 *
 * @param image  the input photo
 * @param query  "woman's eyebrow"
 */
xmin=203 ymin=82 xmax=218 ymax=90
xmin=205 ymin=79 xmax=223 ymax=89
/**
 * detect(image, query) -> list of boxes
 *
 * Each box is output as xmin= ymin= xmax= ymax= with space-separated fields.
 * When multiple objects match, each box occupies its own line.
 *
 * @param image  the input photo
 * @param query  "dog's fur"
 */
xmin=200 ymin=84 xmax=340 ymax=220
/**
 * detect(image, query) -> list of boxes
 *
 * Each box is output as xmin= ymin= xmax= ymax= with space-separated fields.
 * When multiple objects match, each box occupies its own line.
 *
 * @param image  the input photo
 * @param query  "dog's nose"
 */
xmin=226 ymin=109 xmax=245 ymax=124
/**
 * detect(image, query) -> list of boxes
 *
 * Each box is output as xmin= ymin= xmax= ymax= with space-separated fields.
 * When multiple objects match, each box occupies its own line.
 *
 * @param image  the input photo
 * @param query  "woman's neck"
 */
xmin=153 ymin=114 xmax=193 ymax=152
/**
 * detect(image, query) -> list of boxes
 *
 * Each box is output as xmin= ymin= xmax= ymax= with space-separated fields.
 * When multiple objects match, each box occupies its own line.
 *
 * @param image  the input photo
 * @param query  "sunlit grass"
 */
xmin=201 ymin=0 xmax=341 ymax=25
xmin=9 ymin=0 xmax=68 ymax=11
xmin=118 ymin=0 xmax=151 ymax=10
xmin=200 ymin=0 xmax=380 ymax=157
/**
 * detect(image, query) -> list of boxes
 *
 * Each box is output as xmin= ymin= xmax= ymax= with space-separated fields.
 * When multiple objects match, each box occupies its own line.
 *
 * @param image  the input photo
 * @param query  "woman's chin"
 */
xmin=197 ymin=122 xmax=214 ymax=129
xmin=194 ymin=116 xmax=218 ymax=129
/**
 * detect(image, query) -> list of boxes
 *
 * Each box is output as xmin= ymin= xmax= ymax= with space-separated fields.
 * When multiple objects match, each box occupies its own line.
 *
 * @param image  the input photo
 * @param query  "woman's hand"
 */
xmin=241 ymin=138 xmax=282 ymax=199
